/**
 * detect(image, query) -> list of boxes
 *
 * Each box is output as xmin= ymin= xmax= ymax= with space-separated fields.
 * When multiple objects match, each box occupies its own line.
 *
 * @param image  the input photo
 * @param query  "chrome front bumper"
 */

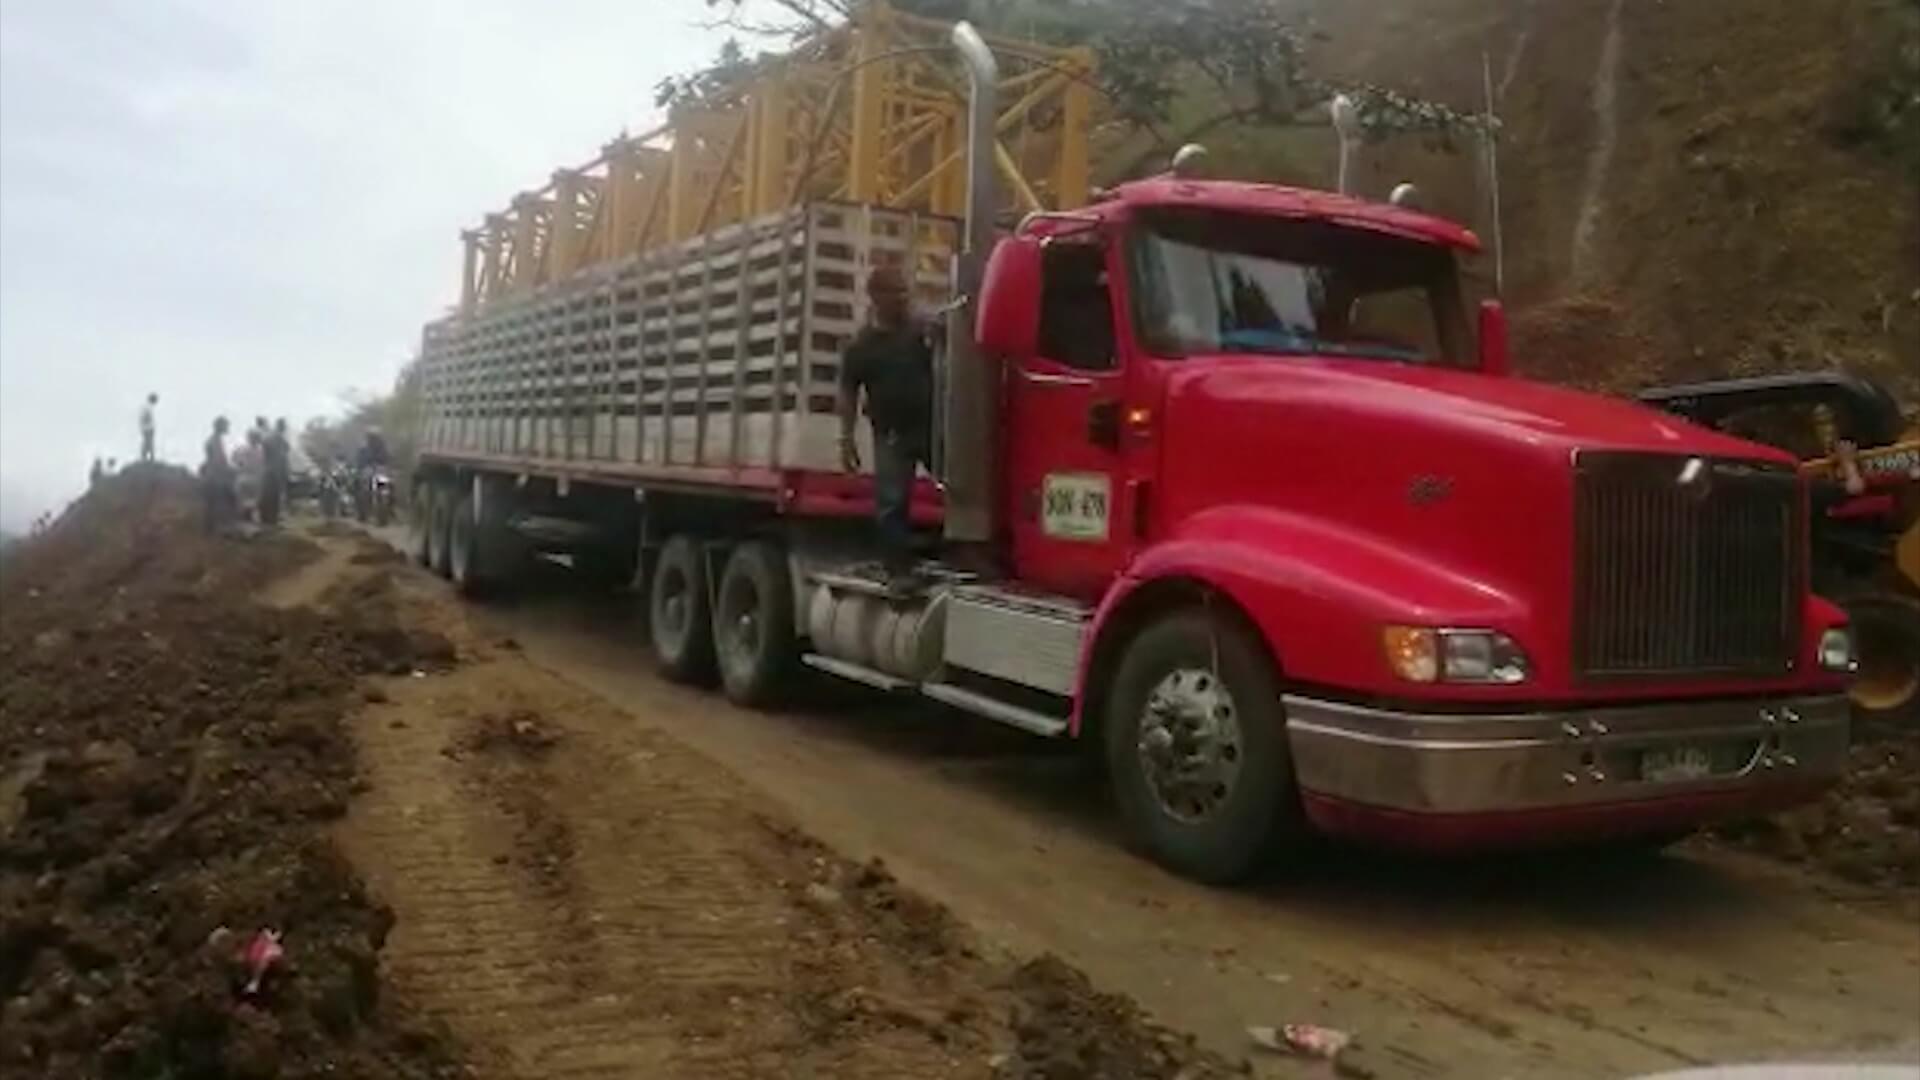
xmin=1284 ymin=693 xmax=1849 ymax=815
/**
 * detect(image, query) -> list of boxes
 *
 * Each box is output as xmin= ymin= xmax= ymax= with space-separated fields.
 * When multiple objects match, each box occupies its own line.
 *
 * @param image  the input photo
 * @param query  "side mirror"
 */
xmin=1478 ymin=298 xmax=1510 ymax=377
xmin=976 ymin=235 xmax=1043 ymax=359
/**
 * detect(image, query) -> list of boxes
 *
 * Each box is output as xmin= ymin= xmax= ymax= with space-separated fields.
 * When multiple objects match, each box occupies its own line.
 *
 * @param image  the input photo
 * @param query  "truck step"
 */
xmin=920 ymin=682 xmax=1069 ymax=738
xmin=800 ymin=653 xmax=914 ymax=693
xmin=811 ymin=562 xmax=982 ymax=598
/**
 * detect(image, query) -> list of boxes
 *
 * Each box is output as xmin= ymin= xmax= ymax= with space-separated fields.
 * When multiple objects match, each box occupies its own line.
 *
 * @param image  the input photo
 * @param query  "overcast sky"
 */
xmin=0 ymin=0 xmax=760 ymax=532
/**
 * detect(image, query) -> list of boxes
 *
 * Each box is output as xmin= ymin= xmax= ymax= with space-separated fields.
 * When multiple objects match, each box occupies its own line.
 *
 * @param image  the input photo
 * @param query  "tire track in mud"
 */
xmin=342 ymin=655 xmax=1000 ymax=1079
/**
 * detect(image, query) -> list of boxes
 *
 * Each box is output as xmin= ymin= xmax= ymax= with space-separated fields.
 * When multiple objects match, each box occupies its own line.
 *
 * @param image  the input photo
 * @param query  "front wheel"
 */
xmin=1104 ymin=609 xmax=1305 ymax=884
xmin=712 ymin=540 xmax=797 ymax=707
xmin=1841 ymin=590 xmax=1920 ymax=728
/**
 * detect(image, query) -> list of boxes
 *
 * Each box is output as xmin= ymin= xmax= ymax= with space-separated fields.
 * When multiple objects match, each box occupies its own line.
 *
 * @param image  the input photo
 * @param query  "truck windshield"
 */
xmin=1128 ymin=209 xmax=1472 ymax=367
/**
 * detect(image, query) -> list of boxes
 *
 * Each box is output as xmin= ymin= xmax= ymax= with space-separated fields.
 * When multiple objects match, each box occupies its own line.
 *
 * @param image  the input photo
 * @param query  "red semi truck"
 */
xmin=410 ymin=24 xmax=1853 ymax=883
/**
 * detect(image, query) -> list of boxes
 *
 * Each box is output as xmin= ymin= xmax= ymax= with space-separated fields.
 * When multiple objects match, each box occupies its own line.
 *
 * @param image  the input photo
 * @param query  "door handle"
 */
xmin=1016 ymin=367 xmax=1096 ymax=388
xmin=1087 ymin=399 xmax=1121 ymax=451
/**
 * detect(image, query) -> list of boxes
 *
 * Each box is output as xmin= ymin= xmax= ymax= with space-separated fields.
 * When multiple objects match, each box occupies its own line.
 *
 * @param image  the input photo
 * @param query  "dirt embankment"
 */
xmin=1 ymin=469 xmax=1257 ymax=1079
xmin=0 ymin=468 xmax=462 ymax=1079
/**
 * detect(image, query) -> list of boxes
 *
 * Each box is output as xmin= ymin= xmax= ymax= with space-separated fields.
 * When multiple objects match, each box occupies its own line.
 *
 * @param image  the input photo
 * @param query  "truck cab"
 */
xmin=923 ymin=175 xmax=1855 ymax=879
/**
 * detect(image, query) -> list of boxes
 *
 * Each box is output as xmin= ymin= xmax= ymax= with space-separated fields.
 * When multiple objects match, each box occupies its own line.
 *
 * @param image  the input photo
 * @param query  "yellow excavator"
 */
xmin=1640 ymin=372 xmax=1920 ymax=726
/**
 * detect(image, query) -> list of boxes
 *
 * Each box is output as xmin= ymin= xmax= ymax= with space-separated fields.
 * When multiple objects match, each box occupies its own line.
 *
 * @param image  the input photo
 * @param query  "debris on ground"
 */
xmin=1716 ymin=725 xmax=1920 ymax=890
xmin=0 ymin=468 xmax=463 ymax=1079
xmin=1003 ymin=955 xmax=1240 ymax=1080
xmin=454 ymin=709 xmax=560 ymax=757
xmin=1249 ymin=1022 xmax=1354 ymax=1060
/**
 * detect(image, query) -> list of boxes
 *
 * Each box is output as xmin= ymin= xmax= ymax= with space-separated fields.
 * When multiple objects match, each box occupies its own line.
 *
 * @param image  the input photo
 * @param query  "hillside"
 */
xmin=1278 ymin=0 xmax=1918 ymax=399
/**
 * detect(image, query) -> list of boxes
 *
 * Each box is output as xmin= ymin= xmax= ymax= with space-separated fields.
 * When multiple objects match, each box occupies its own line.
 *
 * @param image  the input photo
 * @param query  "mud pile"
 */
xmin=1720 ymin=722 xmax=1920 ymax=892
xmin=0 ymin=467 xmax=461 ymax=1079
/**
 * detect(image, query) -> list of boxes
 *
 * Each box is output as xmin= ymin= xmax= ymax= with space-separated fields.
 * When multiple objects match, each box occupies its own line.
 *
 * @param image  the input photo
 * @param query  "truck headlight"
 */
xmin=1383 ymin=627 xmax=1530 ymax=685
xmin=1818 ymin=627 xmax=1856 ymax=673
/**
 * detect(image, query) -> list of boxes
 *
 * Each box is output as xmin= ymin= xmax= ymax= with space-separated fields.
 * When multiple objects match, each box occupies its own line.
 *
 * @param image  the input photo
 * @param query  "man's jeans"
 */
xmin=874 ymin=430 xmax=927 ymax=571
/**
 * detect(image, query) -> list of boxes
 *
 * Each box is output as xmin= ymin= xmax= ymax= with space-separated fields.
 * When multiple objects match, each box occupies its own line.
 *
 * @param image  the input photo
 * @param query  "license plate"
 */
xmin=1641 ymin=745 xmax=1715 ymax=782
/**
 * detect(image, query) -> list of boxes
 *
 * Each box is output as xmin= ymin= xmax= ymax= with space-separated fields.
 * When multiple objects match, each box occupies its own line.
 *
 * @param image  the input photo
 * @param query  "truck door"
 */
xmin=1003 ymin=241 xmax=1134 ymax=598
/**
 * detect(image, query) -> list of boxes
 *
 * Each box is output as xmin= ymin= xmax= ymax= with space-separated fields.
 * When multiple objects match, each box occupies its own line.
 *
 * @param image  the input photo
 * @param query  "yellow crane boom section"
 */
xmin=457 ymin=1 xmax=1094 ymax=312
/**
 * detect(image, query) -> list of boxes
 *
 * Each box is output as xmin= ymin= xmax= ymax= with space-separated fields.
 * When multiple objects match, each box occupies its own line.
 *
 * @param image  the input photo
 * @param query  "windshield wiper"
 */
xmin=1217 ymin=328 xmax=1422 ymax=363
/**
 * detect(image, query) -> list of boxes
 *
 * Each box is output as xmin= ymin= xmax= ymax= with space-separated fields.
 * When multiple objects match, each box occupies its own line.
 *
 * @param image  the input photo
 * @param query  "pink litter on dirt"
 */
xmin=241 ymin=929 xmax=284 ymax=995
xmin=1248 ymin=1022 xmax=1353 ymax=1059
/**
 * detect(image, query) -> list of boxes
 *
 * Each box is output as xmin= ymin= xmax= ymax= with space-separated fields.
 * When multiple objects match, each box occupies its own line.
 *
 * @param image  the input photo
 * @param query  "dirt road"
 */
xmin=326 ymin=540 xmax=1234 ymax=1080
xmin=359 ymin=533 xmax=1920 ymax=1078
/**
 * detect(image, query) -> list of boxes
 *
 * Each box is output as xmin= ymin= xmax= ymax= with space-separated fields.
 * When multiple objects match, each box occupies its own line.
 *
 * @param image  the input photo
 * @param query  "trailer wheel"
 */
xmin=712 ymin=540 xmax=797 ymax=706
xmin=649 ymin=534 xmax=716 ymax=684
xmin=407 ymin=485 xmax=433 ymax=566
xmin=448 ymin=491 xmax=483 ymax=596
xmin=1104 ymin=609 xmax=1304 ymax=884
xmin=427 ymin=482 xmax=456 ymax=578
xmin=1841 ymin=590 xmax=1920 ymax=728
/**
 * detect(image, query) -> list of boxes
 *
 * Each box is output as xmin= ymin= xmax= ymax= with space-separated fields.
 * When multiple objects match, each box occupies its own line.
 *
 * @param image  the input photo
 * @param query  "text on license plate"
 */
xmin=1641 ymin=745 xmax=1716 ymax=782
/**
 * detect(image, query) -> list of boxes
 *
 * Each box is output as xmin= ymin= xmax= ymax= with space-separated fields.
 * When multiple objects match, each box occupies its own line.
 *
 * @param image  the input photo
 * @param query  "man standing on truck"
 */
xmin=838 ymin=264 xmax=933 ymax=588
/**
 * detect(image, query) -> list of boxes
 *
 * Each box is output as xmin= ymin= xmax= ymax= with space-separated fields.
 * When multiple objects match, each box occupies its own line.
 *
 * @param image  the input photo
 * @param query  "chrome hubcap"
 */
xmin=1137 ymin=667 xmax=1243 ymax=824
xmin=660 ymin=574 xmax=689 ymax=639
xmin=722 ymin=580 xmax=761 ymax=667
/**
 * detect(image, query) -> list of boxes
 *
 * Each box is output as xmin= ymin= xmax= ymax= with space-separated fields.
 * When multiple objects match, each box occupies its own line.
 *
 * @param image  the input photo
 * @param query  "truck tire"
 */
xmin=712 ymin=540 xmax=797 ymax=706
xmin=1841 ymin=590 xmax=1920 ymax=728
xmin=448 ymin=491 xmax=483 ymax=596
xmin=1104 ymin=608 xmax=1304 ymax=884
xmin=408 ymin=486 xmax=433 ymax=566
xmin=649 ymin=534 xmax=716 ymax=685
xmin=428 ymin=482 xmax=456 ymax=579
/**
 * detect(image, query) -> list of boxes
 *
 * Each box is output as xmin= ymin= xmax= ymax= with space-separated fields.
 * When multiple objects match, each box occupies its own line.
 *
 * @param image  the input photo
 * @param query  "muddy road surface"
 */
xmin=367 ymin=536 xmax=1920 ymax=1079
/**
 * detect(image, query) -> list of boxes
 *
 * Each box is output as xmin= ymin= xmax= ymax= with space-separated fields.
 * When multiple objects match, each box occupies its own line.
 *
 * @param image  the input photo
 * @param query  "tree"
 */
xmin=677 ymin=0 xmax=1492 ymax=180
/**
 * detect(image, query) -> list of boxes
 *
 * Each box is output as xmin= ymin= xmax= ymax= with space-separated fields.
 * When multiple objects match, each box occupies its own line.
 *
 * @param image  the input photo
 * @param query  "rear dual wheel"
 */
xmin=427 ymin=483 xmax=456 ymax=578
xmin=649 ymin=535 xmax=716 ymax=685
xmin=647 ymin=534 xmax=797 ymax=706
xmin=712 ymin=540 xmax=797 ymax=707
xmin=408 ymin=486 xmax=434 ymax=565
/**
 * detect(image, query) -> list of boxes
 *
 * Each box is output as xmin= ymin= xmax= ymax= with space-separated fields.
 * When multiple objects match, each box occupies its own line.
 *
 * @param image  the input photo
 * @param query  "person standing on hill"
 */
xmin=837 ymin=263 xmax=933 ymax=588
xmin=233 ymin=428 xmax=263 ymax=523
xmin=138 ymin=393 xmax=158 ymax=462
xmin=88 ymin=457 xmax=104 ymax=488
xmin=260 ymin=418 xmax=291 ymax=526
xmin=200 ymin=417 xmax=236 ymax=533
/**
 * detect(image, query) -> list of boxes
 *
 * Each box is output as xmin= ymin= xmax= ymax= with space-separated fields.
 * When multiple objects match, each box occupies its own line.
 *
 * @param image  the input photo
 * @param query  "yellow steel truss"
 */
xmin=457 ymin=0 xmax=1094 ymax=311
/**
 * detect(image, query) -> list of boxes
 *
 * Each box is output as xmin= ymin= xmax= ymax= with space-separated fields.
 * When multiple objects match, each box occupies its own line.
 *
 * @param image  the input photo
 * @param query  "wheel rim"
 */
xmin=1137 ymin=667 xmax=1244 ymax=824
xmin=1852 ymin=608 xmax=1920 ymax=713
xmin=656 ymin=567 xmax=691 ymax=650
xmin=718 ymin=574 xmax=763 ymax=673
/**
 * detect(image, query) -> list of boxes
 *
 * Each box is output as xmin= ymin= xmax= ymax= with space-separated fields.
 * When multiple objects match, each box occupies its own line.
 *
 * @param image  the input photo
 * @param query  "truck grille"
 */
xmin=1573 ymin=452 xmax=1799 ymax=679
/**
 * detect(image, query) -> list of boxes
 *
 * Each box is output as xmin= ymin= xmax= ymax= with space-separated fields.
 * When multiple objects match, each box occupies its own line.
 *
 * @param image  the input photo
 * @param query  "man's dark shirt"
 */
xmin=841 ymin=320 xmax=933 ymax=442
xmin=202 ymin=435 xmax=232 ymax=483
xmin=264 ymin=433 xmax=290 ymax=480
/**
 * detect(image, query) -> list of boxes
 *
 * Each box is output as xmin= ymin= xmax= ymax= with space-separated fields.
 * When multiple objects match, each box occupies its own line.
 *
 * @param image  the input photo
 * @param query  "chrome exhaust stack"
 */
xmin=941 ymin=21 xmax=999 ymax=544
